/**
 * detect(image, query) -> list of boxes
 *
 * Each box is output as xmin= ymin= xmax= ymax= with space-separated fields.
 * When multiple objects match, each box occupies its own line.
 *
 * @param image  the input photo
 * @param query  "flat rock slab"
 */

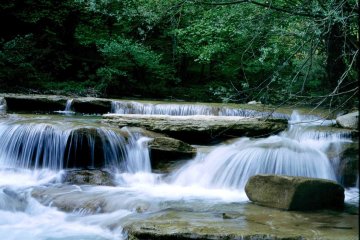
xmin=1 ymin=94 xmax=68 ymax=112
xmin=0 ymin=93 xmax=113 ymax=113
xmin=245 ymin=175 xmax=344 ymax=211
xmin=103 ymin=114 xmax=288 ymax=144
xmin=124 ymin=205 xmax=358 ymax=240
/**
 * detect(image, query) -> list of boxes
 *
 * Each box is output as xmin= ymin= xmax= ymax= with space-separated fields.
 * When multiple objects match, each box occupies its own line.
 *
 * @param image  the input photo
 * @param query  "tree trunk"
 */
xmin=325 ymin=22 xmax=346 ymax=90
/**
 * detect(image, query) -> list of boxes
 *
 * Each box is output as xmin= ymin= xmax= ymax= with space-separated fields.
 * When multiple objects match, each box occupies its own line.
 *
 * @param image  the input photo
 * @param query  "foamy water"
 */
xmin=0 ymin=111 xmax=358 ymax=239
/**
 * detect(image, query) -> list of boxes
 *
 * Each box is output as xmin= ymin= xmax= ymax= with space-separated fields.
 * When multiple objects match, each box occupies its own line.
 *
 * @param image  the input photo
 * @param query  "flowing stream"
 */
xmin=0 ymin=110 xmax=358 ymax=239
xmin=111 ymin=100 xmax=290 ymax=118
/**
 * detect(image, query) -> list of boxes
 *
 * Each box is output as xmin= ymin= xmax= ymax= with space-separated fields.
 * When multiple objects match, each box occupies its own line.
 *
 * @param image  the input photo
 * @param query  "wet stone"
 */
xmin=148 ymin=137 xmax=196 ymax=169
xmin=61 ymin=169 xmax=115 ymax=186
xmin=336 ymin=111 xmax=359 ymax=130
xmin=245 ymin=174 xmax=344 ymax=211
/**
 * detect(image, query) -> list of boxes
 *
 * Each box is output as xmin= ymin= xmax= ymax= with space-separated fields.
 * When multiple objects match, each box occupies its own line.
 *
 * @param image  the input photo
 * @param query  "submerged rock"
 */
xmin=1 ymin=188 xmax=28 ymax=211
xmin=148 ymin=137 xmax=196 ymax=168
xmin=31 ymin=185 xmax=106 ymax=214
xmin=103 ymin=114 xmax=288 ymax=144
xmin=336 ymin=111 xmax=359 ymax=130
xmin=61 ymin=169 xmax=115 ymax=186
xmin=245 ymin=174 xmax=344 ymax=211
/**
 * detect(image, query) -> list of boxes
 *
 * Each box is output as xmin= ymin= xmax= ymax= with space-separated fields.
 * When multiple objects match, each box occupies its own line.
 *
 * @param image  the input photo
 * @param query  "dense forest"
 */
xmin=0 ymin=0 xmax=358 ymax=109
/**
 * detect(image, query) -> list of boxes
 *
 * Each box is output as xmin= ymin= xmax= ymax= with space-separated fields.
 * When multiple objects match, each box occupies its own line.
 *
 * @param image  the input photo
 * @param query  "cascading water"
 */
xmin=170 ymin=111 xmax=352 ymax=190
xmin=0 ymin=109 xmax=358 ymax=240
xmin=0 ymin=116 xmax=149 ymax=172
xmin=111 ymin=100 xmax=289 ymax=118
xmin=55 ymin=99 xmax=75 ymax=115
xmin=171 ymin=136 xmax=336 ymax=189
xmin=121 ymin=128 xmax=151 ymax=173
xmin=0 ymin=123 xmax=70 ymax=170
xmin=64 ymin=99 xmax=73 ymax=112
xmin=0 ymin=98 xmax=6 ymax=114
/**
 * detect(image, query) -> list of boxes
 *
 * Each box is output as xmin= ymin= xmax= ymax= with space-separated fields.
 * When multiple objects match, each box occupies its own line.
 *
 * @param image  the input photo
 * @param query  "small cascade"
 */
xmin=54 ymin=99 xmax=75 ymax=115
xmin=111 ymin=101 xmax=216 ymax=115
xmin=0 ymin=98 xmax=6 ymax=114
xmin=218 ymin=107 xmax=289 ymax=119
xmin=111 ymin=100 xmax=289 ymax=118
xmin=0 ymin=123 xmax=70 ymax=169
xmin=121 ymin=127 xmax=152 ymax=173
xmin=283 ymin=112 xmax=352 ymax=150
xmin=171 ymin=136 xmax=336 ymax=189
xmin=65 ymin=99 xmax=74 ymax=112
xmin=283 ymin=111 xmax=354 ymax=182
xmin=171 ymin=110 xmax=353 ymax=190
xmin=0 ymin=118 xmax=150 ymax=172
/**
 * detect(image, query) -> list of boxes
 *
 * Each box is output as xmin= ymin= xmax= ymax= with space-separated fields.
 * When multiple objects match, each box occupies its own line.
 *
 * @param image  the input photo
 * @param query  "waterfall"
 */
xmin=0 ymin=119 xmax=150 ymax=172
xmin=0 ymin=98 xmax=6 ymax=114
xmin=111 ymin=100 xmax=289 ymax=118
xmin=54 ymin=99 xmax=75 ymax=115
xmin=121 ymin=127 xmax=151 ymax=173
xmin=171 ymin=110 xmax=351 ymax=190
xmin=0 ymin=110 xmax=358 ymax=239
xmin=111 ymin=101 xmax=216 ymax=115
xmin=0 ymin=123 xmax=70 ymax=170
xmin=171 ymin=136 xmax=336 ymax=189
xmin=64 ymin=99 xmax=74 ymax=112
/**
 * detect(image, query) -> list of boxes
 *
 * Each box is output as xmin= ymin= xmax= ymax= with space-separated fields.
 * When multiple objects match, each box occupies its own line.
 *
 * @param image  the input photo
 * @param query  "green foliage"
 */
xmin=0 ymin=0 xmax=357 ymax=108
xmin=95 ymin=36 xmax=175 ymax=95
xmin=0 ymin=34 xmax=42 ymax=87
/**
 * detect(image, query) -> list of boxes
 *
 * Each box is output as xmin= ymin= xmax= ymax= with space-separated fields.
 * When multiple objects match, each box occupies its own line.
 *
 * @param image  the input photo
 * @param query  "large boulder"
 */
xmin=336 ymin=111 xmax=359 ymax=130
xmin=61 ymin=169 xmax=115 ymax=186
xmin=148 ymin=137 xmax=196 ymax=169
xmin=245 ymin=174 xmax=344 ymax=211
xmin=31 ymin=185 xmax=106 ymax=214
xmin=103 ymin=114 xmax=288 ymax=144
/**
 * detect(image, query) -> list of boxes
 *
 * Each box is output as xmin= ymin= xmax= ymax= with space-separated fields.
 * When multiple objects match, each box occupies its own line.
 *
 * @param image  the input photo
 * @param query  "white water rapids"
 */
xmin=0 ymin=111 xmax=358 ymax=239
